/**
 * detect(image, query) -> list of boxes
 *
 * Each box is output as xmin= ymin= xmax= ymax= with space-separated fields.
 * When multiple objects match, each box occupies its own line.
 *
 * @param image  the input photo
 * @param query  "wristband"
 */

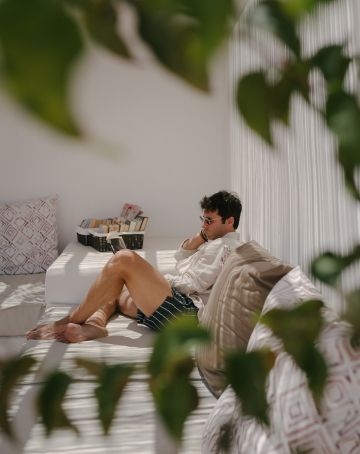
xmin=200 ymin=229 xmax=208 ymax=242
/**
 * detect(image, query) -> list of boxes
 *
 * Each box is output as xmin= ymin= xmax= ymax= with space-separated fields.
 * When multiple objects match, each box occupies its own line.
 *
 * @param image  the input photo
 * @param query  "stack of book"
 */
xmin=80 ymin=204 xmax=148 ymax=234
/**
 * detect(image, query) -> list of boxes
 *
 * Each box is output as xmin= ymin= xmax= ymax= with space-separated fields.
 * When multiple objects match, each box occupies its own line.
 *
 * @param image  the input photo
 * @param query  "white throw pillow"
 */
xmin=0 ymin=195 xmax=58 ymax=274
xmin=202 ymin=267 xmax=357 ymax=454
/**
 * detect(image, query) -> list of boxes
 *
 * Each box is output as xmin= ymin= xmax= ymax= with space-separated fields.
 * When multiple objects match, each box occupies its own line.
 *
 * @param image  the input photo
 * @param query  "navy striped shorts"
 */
xmin=137 ymin=287 xmax=199 ymax=331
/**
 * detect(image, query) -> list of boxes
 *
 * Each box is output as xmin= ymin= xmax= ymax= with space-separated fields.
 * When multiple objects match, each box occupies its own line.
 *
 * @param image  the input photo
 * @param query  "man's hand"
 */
xmin=182 ymin=230 xmax=207 ymax=251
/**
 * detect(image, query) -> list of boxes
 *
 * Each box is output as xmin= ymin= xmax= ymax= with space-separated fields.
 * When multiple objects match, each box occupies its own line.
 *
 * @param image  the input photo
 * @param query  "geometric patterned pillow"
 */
xmin=0 ymin=195 xmax=58 ymax=274
xmin=202 ymin=267 xmax=358 ymax=454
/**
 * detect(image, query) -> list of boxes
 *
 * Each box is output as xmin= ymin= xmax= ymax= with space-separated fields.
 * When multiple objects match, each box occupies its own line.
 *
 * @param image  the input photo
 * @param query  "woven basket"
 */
xmin=76 ymin=226 xmax=144 ymax=252
xmin=90 ymin=232 xmax=144 ymax=252
xmin=76 ymin=226 xmax=92 ymax=246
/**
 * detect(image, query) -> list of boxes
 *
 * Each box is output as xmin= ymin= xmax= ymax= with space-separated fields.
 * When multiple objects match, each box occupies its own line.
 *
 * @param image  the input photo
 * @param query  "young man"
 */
xmin=26 ymin=191 xmax=243 ymax=343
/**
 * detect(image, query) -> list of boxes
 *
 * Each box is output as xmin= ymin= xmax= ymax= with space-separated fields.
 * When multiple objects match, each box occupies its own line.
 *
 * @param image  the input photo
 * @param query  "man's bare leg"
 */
xmin=116 ymin=286 xmax=138 ymax=319
xmin=26 ymin=249 xmax=172 ymax=341
xmin=53 ymin=299 xmax=116 ymax=343
xmin=52 ymin=288 xmax=137 ymax=344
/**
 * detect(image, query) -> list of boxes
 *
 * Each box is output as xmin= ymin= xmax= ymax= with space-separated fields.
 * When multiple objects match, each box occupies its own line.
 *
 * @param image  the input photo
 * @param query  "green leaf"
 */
xmin=301 ymin=345 xmax=328 ymax=400
xmin=76 ymin=358 xmax=133 ymax=435
xmin=284 ymin=59 xmax=311 ymax=101
xmin=148 ymin=316 xmax=210 ymax=441
xmin=344 ymin=289 xmax=360 ymax=348
xmin=312 ymin=246 xmax=360 ymax=286
xmin=217 ymin=422 xmax=234 ymax=453
xmin=270 ymin=75 xmax=294 ymax=125
xmin=174 ymin=0 xmax=237 ymax=59
xmin=0 ymin=0 xmax=83 ymax=136
xmin=0 ymin=356 xmax=36 ymax=438
xmin=237 ymin=72 xmax=273 ymax=145
xmin=249 ymin=0 xmax=300 ymax=58
xmin=261 ymin=300 xmax=328 ymax=400
xmin=95 ymin=365 xmax=133 ymax=435
xmin=325 ymin=92 xmax=360 ymax=200
xmin=224 ymin=349 xmax=275 ymax=426
xmin=134 ymin=5 xmax=209 ymax=91
xmin=326 ymin=92 xmax=360 ymax=155
xmin=37 ymin=371 xmax=78 ymax=437
xmin=312 ymin=45 xmax=351 ymax=93
xmin=75 ymin=357 xmax=106 ymax=377
xmin=283 ymin=0 xmax=338 ymax=18
xmin=132 ymin=0 xmax=236 ymax=91
xmin=148 ymin=316 xmax=211 ymax=377
xmin=150 ymin=362 xmax=199 ymax=441
xmin=76 ymin=0 xmax=131 ymax=59
xmin=269 ymin=59 xmax=311 ymax=125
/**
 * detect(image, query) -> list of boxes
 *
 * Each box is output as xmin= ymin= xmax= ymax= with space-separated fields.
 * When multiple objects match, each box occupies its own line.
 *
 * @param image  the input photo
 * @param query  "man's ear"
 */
xmin=227 ymin=216 xmax=234 ymax=226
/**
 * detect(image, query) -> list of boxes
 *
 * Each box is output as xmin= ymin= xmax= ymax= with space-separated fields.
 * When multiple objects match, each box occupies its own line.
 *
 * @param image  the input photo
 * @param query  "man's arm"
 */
xmin=182 ymin=230 xmax=207 ymax=250
xmin=165 ymin=240 xmax=227 ymax=296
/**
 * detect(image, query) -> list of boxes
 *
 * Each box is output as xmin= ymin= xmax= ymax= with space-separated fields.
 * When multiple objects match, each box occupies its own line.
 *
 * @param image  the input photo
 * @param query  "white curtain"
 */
xmin=229 ymin=0 xmax=360 ymax=313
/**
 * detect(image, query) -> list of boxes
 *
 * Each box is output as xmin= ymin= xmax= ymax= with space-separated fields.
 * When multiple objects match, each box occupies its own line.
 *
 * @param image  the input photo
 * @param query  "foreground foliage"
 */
xmin=1 ymin=0 xmax=360 ymax=449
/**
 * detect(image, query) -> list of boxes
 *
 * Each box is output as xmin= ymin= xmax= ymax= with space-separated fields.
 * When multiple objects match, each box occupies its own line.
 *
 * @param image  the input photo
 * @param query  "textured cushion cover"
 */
xmin=196 ymin=240 xmax=292 ymax=398
xmin=202 ymin=267 xmax=355 ymax=454
xmin=0 ymin=195 xmax=58 ymax=275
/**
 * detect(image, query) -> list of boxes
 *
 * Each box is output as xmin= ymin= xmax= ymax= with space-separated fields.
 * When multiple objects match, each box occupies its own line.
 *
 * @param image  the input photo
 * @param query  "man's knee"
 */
xmin=108 ymin=249 xmax=138 ymax=275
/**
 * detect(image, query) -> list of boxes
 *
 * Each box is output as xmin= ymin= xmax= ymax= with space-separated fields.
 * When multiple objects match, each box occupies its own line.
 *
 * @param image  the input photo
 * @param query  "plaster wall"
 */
xmin=0 ymin=37 xmax=230 ymax=252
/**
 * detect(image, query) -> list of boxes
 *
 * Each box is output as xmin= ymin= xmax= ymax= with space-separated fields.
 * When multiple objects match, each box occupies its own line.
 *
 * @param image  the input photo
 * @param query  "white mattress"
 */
xmin=1 ymin=305 xmax=216 ymax=454
xmin=45 ymin=238 xmax=183 ymax=305
xmin=0 ymin=273 xmax=45 ymax=336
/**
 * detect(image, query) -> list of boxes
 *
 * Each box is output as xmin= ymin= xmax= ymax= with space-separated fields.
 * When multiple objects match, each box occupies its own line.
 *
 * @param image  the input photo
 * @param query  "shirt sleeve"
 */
xmin=173 ymin=239 xmax=199 ymax=262
xmin=165 ymin=241 xmax=228 ymax=295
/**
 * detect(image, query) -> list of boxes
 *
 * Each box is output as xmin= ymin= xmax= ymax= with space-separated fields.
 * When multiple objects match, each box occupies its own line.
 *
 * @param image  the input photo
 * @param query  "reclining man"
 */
xmin=26 ymin=190 xmax=243 ymax=343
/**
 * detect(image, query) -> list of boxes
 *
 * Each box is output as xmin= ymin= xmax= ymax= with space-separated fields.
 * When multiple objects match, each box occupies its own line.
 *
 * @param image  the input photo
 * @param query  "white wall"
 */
xmin=0 ymin=32 xmax=230 ymax=252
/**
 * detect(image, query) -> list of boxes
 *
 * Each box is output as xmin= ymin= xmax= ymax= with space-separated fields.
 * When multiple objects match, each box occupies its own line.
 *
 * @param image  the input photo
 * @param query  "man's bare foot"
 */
xmin=26 ymin=323 xmax=58 ymax=340
xmin=53 ymin=323 xmax=109 ymax=344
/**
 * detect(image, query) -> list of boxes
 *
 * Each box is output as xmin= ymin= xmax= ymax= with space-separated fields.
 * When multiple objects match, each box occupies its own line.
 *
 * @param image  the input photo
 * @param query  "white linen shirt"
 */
xmin=164 ymin=232 xmax=243 ymax=320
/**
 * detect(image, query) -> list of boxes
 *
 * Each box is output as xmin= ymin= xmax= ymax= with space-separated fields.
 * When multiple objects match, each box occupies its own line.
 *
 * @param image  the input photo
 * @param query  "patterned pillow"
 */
xmin=202 ymin=267 xmax=357 ymax=454
xmin=0 ymin=195 xmax=58 ymax=274
xmin=195 ymin=241 xmax=293 ymax=398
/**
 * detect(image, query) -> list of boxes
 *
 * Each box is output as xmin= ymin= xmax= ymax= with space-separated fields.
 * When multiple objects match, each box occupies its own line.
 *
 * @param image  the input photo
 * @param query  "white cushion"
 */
xmin=202 ymin=267 xmax=356 ymax=454
xmin=45 ymin=237 xmax=182 ymax=305
xmin=0 ymin=273 xmax=45 ymax=336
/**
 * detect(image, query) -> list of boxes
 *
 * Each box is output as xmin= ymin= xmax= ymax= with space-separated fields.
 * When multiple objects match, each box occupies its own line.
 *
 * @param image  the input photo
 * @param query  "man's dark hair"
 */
xmin=200 ymin=190 xmax=242 ymax=229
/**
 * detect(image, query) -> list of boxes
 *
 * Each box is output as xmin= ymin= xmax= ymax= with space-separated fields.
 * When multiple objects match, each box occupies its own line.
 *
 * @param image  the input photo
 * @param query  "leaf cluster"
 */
xmin=148 ymin=316 xmax=211 ymax=441
xmin=237 ymin=0 xmax=360 ymax=202
xmin=0 ymin=0 xmax=238 ymax=136
xmin=0 ymin=356 xmax=36 ymax=438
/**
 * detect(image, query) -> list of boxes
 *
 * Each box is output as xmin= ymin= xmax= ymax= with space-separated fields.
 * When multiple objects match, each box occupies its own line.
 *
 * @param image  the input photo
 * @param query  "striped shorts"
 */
xmin=137 ymin=287 xmax=199 ymax=331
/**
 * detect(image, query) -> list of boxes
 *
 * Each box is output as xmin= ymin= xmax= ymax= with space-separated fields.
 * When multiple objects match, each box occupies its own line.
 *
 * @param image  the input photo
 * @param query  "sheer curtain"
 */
xmin=229 ymin=0 xmax=360 ymax=312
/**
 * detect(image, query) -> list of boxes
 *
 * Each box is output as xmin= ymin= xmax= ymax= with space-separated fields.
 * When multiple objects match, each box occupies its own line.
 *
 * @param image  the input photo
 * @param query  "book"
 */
xmin=134 ymin=216 xmax=143 ymax=232
xmin=82 ymin=218 xmax=92 ymax=228
xmin=106 ymin=231 xmax=126 ymax=254
xmin=120 ymin=203 xmax=142 ymax=221
xmin=129 ymin=219 xmax=137 ymax=232
xmin=94 ymin=219 xmax=102 ymax=228
xmin=99 ymin=224 xmax=109 ymax=233
xmin=87 ymin=218 xmax=97 ymax=228
xmin=139 ymin=216 xmax=148 ymax=231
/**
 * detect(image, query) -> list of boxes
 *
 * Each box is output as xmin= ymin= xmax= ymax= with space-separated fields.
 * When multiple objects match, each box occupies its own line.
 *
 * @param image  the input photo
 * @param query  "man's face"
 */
xmin=201 ymin=210 xmax=233 ymax=240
